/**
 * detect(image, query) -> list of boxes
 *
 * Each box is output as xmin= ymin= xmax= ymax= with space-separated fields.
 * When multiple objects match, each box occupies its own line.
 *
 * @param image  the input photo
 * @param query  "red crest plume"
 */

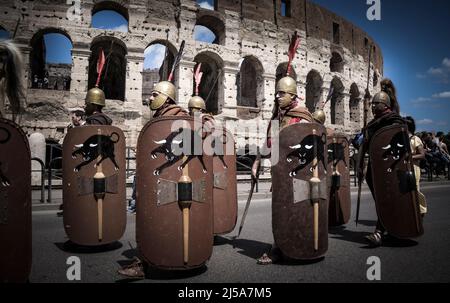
xmin=194 ymin=63 xmax=203 ymax=96
xmin=286 ymin=31 xmax=300 ymax=76
xmin=96 ymin=48 xmax=106 ymax=87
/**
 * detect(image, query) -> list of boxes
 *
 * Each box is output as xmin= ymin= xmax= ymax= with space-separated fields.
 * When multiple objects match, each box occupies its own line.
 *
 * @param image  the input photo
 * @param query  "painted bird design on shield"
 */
xmin=381 ymin=131 xmax=408 ymax=173
xmin=72 ymin=132 xmax=120 ymax=172
xmin=151 ymin=127 xmax=208 ymax=175
xmin=286 ymin=133 xmax=327 ymax=177
xmin=0 ymin=127 xmax=11 ymax=187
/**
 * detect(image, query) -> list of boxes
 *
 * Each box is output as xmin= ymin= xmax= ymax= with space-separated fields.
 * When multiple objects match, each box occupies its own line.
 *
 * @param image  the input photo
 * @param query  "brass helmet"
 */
xmin=150 ymin=81 xmax=176 ymax=110
xmin=188 ymin=96 xmax=206 ymax=111
xmin=85 ymin=87 xmax=106 ymax=107
xmin=312 ymin=109 xmax=326 ymax=125
xmin=276 ymin=76 xmax=297 ymax=96
xmin=372 ymin=91 xmax=391 ymax=108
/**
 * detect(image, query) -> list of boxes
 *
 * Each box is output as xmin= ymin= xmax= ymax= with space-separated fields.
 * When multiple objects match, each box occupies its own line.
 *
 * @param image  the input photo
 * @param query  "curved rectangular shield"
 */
xmin=369 ymin=124 xmax=423 ymax=238
xmin=0 ymin=118 xmax=31 ymax=283
xmin=136 ymin=116 xmax=213 ymax=270
xmin=62 ymin=126 xmax=126 ymax=246
xmin=272 ymin=123 xmax=329 ymax=260
xmin=210 ymin=129 xmax=237 ymax=235
xmin=327 ymin=135 xmax=351 ymax=226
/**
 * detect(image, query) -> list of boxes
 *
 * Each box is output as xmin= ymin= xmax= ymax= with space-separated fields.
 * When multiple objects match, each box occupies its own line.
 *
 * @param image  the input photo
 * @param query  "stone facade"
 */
xmin=0 ymin=0 xmax=383 ymax=148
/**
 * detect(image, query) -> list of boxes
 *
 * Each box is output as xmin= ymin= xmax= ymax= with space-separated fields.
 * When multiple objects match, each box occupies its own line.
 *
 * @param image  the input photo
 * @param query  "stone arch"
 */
xmin=373 ymin=70 xmax=379 ymax=87
xmin=193 ymin=51 xmax=224 ymax=115
xmin=195 ymin=14 xmax=225 ymax=45
xmin=330 ymin=77 xmax=345 ymax=125
xmin=330 ymin=51 xmax=344 ymax=73
xmin=142 ymin=40 xmax=178 ymax=102
xmin=92 ymin=1 xmax=129 ymax=23
xmin=237 ymin=56 xmax=264 ymax=108
xmin=88 ymin=36 xmax=127 ymax=101
xmin=305 ymin=70 xmax=323 ymax=113
xmin=349 ymin=83 xmax=361 ymax=123
xmin=29 ymin=28 xmax=73 ymax=90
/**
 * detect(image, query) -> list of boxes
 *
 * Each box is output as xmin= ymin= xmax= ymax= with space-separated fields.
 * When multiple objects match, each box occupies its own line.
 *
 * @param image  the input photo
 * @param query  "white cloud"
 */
xmin=417 ymin=119 xmax=434 ymax=125
xmin=417 ymin=57 xmax=450 ymax=83
xmin=432 ymin=92 xmax=450 ymax=99
xmin=111 ymin=24 xmax=128 ymax=33
xmin=194 ymin=25 xmax=216 ymax=44
xmin=443 ymin=58 xmax=450 ymax=68
xmin=411 ymin=97 xmax=432 ymax=104
xmin=437 ymin=121 xmax=448 ymax=126
xmin=144 ymin=44 xmax=167 ymax=69
xmin=198 ymin=0 xmax=214 ymax=10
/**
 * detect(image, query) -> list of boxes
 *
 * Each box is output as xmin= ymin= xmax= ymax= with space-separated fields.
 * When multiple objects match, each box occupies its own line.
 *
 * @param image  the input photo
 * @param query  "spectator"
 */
xmin=405 ymin=117 xmax=427 ymax=216
xmin=32 ymin=74 xmax=38 ymax=88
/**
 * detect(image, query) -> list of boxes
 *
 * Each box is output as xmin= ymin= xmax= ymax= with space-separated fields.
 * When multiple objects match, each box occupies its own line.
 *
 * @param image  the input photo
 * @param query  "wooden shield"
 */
xmin=272 ymin=123 xmax=328 ymax=260
xmin=136 ymin=116 xmax=213 ymax=270
xmin=369 ymin=124 xmax=423 ymax=238
xmin=62 ymin=126 xmax=126 ymax=246
xmin=0 ymin=118 xmax=31 ymax=283
xmin=327 ymin=135 xmax=351 ymax=226
xmin=210 ymin=129 xmax=237 ymax=235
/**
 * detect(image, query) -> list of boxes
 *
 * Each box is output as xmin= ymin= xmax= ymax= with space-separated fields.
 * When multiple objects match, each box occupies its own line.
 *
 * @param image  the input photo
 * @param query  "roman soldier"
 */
xmin=357 ymin=79 xmax=423 ymax=247
xmin=0 ymin=40 xmax=32 ymax=283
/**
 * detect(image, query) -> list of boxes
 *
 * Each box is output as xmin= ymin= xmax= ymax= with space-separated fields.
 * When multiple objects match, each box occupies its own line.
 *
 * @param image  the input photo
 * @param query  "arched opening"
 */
xmin=91 ymin=1 xmax=129 ymax=32
xmin=330 ymin=77 xmax=345 ymax=125
xmin=281 ymin=0 xmax=291 ymax=17
xmin=330 ymin=52 xmax=344 ymax=73
xmin=142 ymin=41 xmax=177 ymax=103
xmin=195 ymin=15 xmax=225 ymax=45
xmin=373 ymin=70 xmax=379 ymax=87
xmin=305 ymin=70 xmax=323 ymax=113
xmin=197 ymin=0 xmax=217 ymax=10
xmin=276 ymin=62 xmax=297 ymax=92
xmin=0 ymin=26 xmax=10 ymax=41
xmin=88 ymin=37 xmax=127 ymax=101
xmin=237 ymin=56 xmax=264 ymax=108
xmin=30 ymin=29 xmax=73 ymax=91
xmin=349 ymin=83 xmax=361 ymax=123
xmin=193 ymin=52 xmax=223 ymax=115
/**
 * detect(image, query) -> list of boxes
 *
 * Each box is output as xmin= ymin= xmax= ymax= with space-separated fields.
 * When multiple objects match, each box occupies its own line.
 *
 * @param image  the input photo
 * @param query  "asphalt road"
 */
xmin=30 ymin=182 xmax=450 ymax=283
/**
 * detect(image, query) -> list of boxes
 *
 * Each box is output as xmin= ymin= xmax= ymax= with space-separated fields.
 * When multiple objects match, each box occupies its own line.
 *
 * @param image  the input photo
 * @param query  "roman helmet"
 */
xmin=312 ymin=109 xmax=326 ymax=125
xmin=188 ymin=95 xmax=206 ymax=112
xmin=276 ymin=76 xmax=298 ymax=96
xmin=150 ymin=81 xmax=176 ymax=110
xmin=85 ymin=87 xmax=106 ymax=107
xmin=372 ymin=91 xmax=391 ymax=108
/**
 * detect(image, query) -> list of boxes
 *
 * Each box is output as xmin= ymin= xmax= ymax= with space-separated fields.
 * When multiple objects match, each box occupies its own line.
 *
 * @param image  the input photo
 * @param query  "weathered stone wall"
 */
xmin=0 ymin=0 xmax=383 ymax=148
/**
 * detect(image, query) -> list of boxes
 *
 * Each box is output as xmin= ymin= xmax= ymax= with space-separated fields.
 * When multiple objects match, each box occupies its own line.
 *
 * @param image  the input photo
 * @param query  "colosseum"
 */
xmin=0 ymin=0 xmax=383 ymax=150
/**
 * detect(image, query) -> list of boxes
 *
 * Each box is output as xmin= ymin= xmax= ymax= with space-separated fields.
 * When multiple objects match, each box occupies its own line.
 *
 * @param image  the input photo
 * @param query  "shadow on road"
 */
xmin=54 ymin=241 xmax=123 ymax=254
xmin=328 ymin=226 xmax=372 ymax=245
xmin=216 ymin=236 xmax=272 ymax=260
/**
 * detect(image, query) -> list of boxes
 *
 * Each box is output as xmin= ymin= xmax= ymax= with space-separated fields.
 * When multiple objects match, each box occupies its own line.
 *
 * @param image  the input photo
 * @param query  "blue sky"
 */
xmin=310 ymin=0 xmax=450 ymax=132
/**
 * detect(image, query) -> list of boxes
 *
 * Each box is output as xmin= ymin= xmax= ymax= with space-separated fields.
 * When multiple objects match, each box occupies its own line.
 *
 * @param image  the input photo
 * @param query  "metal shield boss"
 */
xmin=327 ymin=135 xmax=351 ymax=226
xmin=136 ymin=116 xmax=213 ymax=270
xmin=369 ymin=124 xmax=423 ymax=238
xmin=272 ymin=123 xmax=329 ymax=260
xmin=62 ymin=126 xmax=126 ymax=246
xmin=0 ymin=118 xmax=31 ymax=283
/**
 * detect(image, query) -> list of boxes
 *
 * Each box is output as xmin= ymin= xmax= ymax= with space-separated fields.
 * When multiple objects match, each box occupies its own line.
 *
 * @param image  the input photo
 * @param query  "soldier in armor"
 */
xmin=84 ymin=87 xmax=112 ymax=125
xmin=252 ymin=75 xmax=313 ymax=265
xmin=118 ymin=80 xmax=188 ymax=279
xmin=358 ymin=79 xmax=405 ymax=247
xmin=149 ymin=81 xmax=188 ymax=118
